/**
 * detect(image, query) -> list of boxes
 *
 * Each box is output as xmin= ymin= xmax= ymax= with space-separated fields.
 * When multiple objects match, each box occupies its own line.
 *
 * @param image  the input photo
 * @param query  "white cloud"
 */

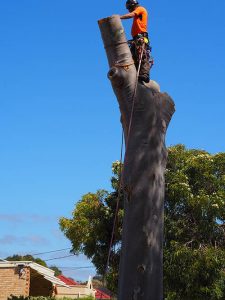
xmin=0 ymin=234 xmax=49 ymax=246
xmin=0 ymin=213 xmax=55 ymax=224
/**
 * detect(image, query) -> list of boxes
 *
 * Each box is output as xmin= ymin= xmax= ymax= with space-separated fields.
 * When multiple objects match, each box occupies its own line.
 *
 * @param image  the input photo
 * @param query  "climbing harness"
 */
xmin=130 ymin=34 xmax=154 ymax=70
xmin=104 ymin=41 xmax=146 ymax=277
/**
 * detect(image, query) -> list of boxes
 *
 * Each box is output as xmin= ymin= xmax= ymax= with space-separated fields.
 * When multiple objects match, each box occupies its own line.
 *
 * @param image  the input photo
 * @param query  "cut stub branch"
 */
xmin=98 ymin=15 xmax=175 ymax=300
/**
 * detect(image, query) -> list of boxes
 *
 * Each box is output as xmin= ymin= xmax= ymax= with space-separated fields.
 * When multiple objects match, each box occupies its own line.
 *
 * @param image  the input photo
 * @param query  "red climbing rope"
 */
xmin=105 ymin=129 xmax=124 ymax=275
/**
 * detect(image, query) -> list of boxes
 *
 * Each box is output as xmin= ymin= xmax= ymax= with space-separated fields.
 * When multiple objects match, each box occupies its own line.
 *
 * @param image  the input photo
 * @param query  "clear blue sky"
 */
xmin=0 ymin=0 xmax=224 ymax=280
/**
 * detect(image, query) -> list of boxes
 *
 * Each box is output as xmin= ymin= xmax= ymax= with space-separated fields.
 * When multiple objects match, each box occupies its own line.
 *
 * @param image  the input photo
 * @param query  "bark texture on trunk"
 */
xmin=98 ymin=15 xmax=175 ymax=300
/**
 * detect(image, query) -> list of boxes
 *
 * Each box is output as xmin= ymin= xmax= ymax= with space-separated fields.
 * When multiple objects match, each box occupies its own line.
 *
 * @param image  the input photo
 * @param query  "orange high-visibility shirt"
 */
xmin=131 ymin=6 xmax=148 ymax=37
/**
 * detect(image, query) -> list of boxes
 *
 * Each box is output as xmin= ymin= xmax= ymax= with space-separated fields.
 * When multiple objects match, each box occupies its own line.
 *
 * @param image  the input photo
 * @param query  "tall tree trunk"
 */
xmin=98 ymin=15 xmax=175 ymax=300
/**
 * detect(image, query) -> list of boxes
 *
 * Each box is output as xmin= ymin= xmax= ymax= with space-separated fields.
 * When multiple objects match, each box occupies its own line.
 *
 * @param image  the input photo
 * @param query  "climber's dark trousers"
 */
xmin=130 ymin=41 xmax=151 ymax=83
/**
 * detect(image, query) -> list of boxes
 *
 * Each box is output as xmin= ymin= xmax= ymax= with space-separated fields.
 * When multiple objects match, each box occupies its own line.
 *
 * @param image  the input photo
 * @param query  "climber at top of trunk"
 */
xmin=120 ymin=0 xmax=153 ymax=83
xmin=120 ymin=0 xmax=147 ymax=38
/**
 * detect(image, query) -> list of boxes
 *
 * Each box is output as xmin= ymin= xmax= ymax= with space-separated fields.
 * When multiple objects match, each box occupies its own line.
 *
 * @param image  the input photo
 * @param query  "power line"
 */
xmin=44 ymin=254 xmax=75 ymax=262
xmin=33 ymin=248 xmax=72 ymax=256
xmin=57 ymin=266 xmax=95 ymax=270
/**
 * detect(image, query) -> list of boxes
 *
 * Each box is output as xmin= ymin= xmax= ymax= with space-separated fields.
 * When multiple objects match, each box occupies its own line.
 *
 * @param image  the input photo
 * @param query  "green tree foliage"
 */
xmin=48 ymin=265 xmax=62 ymax=276
xmin=6 ymin=255 xmax=47 ymax=267
xmin=164 ymin=145 xmax=225 ymax=300
xmin=6 ymin=255 xmax=62 ymax=276
xmin=59 ymin=145 xmax=225 ymax=299
xmin=60 ymin=161 xmax=123 ymax=292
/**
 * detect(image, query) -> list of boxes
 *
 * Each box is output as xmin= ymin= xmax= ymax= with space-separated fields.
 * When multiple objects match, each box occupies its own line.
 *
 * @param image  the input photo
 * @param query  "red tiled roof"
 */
xmin=57 ymin=274 xmax=78 ymax=286
xmin=57 ymin=275 xmax=111 ymax=299
xmin=95 ymin=288 xmax=111 ymax=299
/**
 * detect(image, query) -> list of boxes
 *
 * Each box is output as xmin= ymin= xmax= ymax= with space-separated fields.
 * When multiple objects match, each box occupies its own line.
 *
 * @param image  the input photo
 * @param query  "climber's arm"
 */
xmin=120 ymin=12 xmax=135 ymax=19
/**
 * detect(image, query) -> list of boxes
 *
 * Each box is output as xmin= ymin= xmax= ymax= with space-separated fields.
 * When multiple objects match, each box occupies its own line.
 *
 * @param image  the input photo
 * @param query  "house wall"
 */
xmin=0 ymin=267 xmax=30 ymax=300
xmin=29 ymin=269 xmax=53 ymax=296
xmin=55 ymin=285 xmax=95 ymax=299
